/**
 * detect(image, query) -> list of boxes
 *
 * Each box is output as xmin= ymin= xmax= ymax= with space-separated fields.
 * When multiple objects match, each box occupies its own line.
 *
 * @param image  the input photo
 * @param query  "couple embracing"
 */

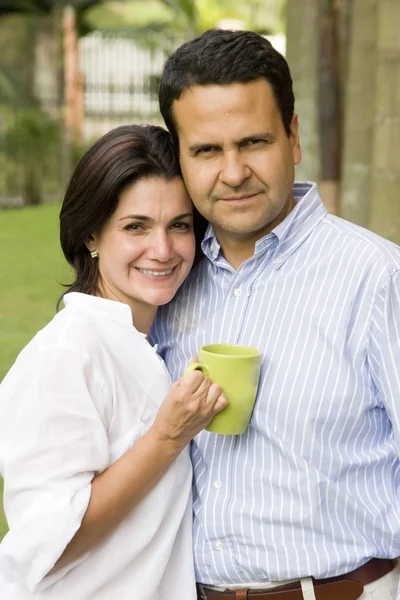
xmin=0 ymin=29 xmax=399 ymax=600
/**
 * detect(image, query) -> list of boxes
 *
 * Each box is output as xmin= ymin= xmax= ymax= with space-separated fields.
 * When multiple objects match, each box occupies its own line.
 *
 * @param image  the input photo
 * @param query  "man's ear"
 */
xmin=290 ymin=114 xmax=302 ymax=166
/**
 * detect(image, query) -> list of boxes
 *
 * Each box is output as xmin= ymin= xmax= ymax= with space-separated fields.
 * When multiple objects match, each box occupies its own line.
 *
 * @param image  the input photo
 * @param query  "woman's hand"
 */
xmin=152 ymin=371 xmax=227 ymax=448
xmin=51 ymin=370 xmax=226 ymax=573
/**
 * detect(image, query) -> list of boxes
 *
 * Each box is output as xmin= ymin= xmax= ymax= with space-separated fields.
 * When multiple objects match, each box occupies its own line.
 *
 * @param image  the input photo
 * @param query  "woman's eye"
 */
xmin=171 ymin=222 xmax=192 ymax=231
xmin=124 ymin=223 xmax=143 ymax=232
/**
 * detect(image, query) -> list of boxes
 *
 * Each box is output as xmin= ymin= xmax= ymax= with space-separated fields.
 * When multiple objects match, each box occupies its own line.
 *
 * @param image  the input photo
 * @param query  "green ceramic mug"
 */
xmin=185 ymin=343 xmax=261 ymax=435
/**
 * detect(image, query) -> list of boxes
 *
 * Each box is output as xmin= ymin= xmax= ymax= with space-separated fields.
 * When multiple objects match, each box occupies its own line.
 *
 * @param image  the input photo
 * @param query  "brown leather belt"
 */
xmin=197 ymin=558 xmax=397 ymax=600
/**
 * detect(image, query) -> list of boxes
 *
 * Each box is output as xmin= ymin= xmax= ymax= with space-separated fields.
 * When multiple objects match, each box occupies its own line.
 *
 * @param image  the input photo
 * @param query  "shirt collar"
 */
xmin=201 ymin=182 xmax=327 ymax=268
xmin=202 ymin=224 xmax=221 ymax=261
xmin=64 ymin=292 xmax=135 ymax=328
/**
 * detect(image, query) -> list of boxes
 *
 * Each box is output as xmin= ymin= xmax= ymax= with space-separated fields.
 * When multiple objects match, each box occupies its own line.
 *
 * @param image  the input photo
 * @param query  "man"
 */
xmin=151 ymin=29 xmax=400 ymax=600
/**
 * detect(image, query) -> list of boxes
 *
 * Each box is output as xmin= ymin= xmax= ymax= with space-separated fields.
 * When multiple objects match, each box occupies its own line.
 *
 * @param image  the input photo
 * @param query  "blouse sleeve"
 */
xmin=0 ymin=344 xmax=111 ymax=593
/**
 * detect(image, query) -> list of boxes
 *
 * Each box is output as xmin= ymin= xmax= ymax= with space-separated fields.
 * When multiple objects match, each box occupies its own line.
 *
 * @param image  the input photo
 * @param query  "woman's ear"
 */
xmin=85 ymin=234 xmax=98 ymax=253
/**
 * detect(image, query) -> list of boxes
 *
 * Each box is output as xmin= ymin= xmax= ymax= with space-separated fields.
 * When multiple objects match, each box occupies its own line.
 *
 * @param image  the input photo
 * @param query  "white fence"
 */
xmin=79 ymin=32 xmax=286 ymax=141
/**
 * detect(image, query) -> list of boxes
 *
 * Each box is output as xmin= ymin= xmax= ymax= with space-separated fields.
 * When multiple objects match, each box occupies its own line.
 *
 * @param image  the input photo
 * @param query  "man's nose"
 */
xmin=219 ymin=151 xmax=251 ymax=187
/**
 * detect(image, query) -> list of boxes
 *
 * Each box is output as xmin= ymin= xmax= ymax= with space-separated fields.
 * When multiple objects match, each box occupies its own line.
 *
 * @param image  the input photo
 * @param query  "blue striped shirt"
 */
xmin=150 ymin=182 xmax=400 ymax=586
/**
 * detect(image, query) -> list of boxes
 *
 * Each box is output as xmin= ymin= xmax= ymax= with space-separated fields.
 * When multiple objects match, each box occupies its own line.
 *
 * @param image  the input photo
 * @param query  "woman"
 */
xmin=0 ymin=125 xmax=226 ymax=599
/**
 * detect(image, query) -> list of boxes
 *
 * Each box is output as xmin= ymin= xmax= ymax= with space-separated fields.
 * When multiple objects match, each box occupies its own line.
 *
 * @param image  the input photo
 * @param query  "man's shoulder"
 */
xmin=163 ymin=260 xmax=210 ymax=308
xmin=151 ymin=260 xmax=210 ymax=343
xmin=321 ymin=214 xmax=400 ymax=271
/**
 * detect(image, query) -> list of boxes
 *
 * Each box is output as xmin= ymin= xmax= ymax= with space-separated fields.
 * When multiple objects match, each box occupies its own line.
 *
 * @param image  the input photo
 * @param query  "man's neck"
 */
xmin=214 ymin=194 xmax=297 ymax=269
xmin=218 ymin=236 xmax=257 ymax=270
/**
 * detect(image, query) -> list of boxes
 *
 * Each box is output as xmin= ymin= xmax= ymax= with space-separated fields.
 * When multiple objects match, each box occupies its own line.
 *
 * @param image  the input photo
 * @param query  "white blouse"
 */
xmin=0 ymin=293 xmax=195 ymax=599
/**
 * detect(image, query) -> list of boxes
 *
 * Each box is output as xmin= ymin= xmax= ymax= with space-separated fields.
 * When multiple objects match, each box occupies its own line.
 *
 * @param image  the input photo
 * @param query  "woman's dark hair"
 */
xmin=58 ymin=124 xmax=207 ymax=309
xmin=159 ymin=28 xmax=295 ymax=141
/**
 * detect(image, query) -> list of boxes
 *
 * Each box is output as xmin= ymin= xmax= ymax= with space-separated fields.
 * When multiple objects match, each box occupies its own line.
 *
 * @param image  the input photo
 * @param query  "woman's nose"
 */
xmin=146 ymin=232 xmax=174 ymax=262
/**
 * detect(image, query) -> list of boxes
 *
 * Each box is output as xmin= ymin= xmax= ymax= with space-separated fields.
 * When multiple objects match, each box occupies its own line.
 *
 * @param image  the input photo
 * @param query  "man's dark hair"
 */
xmin=58 ymin=124 xmax=206 ymax=309
xmin=159 ymin=29 xmax=295 ymax=140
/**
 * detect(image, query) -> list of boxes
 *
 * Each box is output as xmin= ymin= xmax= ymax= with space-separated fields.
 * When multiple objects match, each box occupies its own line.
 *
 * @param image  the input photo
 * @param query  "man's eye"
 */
xmin=196 ymin=146 xmax=216 ymax=156
xmin=243 ymin=138 xmax=264 ymax=147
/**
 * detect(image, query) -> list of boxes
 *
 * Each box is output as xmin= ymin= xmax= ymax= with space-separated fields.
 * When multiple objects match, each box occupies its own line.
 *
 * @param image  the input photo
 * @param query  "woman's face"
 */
xmin=88 ymin=176 xmax=195 ymax=322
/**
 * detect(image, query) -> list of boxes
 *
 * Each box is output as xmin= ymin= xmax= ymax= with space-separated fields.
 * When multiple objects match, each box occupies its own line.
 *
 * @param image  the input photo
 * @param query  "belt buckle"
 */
xmin=197 ymin=584 xmax=208 ymax=600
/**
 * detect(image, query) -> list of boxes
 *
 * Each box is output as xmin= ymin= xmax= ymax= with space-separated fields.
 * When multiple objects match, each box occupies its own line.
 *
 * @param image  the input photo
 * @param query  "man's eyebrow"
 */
xmin=188 ymin=142 xmax=220 ymax=154
xmin=188 ymin=132 xmax=274 ymax=154
xmin=239 ymin=132 xmax=274 ymax=143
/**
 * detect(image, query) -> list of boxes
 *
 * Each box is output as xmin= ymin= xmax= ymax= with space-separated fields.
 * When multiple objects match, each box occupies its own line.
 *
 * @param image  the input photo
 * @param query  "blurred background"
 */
xmin=0 ymin=0 xmax=399 ymax=537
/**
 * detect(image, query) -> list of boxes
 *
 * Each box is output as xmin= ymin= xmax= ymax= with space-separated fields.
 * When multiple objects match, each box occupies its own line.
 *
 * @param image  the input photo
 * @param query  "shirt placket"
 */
xmin=202 ymin=250 xmax=278 ymax=582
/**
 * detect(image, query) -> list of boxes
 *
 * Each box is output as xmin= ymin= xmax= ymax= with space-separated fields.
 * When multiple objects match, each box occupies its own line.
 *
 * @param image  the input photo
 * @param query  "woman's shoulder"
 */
xmin=0 ymin=302 xmax=113 ymax=423
xmin=3 ymin=304 xmax=104 ymax=387
xmin=30 ymin=303 xmax=102 ymax=356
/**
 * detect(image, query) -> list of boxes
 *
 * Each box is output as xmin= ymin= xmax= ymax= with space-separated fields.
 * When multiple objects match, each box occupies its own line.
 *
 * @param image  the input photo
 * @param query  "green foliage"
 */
xmin=0 ymin=63 xmax=25 ymax=103
xmin=0 ymin=1 xmax=102 ymax=36
xmin=0 ymin=105 xmax=62 ymax=205
xmin=0 ymin=1 xmax=100 ymax=17
xmin=87 ymin=0 xmax=173 ymax=28
xmin=0 ymin=477 xmax=5 ymax=541
xmin=3 ymin=106 xmax=60 ymax=158
xmin=85 ymin=0 xmax=283 ymax=45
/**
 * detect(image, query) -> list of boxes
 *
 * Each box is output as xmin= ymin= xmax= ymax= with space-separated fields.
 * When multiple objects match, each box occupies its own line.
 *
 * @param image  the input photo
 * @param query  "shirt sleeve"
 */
xmin=0 ymin=344 xmax=111 ymax=594
xmin=368 ymin=269 xmax=400 ymax=448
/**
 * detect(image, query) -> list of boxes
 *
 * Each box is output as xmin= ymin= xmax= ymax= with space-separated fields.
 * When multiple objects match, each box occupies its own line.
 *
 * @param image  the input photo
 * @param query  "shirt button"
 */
xmin=216 ymin=540 xmax=224 ymax=550
xmin=274 ymin=256 xmax=283 ymax=265
xmin=234 ymin=288 xmax=242 ymax=297
xmin=210 ymin=243 xmax=215 ymax=252
xmin=214 ymin=480 xmax=222 ymax=488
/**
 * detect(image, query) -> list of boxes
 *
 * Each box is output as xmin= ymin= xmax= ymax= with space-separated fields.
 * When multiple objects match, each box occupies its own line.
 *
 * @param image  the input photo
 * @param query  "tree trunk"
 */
xmin=318 ymin=0 xmax=341 ymax=215
xmin=336 ymin=0 xmax=352 ymax=89
xmin=286 ymin=0 xmax=320 ymax=184
xmin=341 ymin=0 xmax=377 ymax=228
xmin=369 ymin=0 xmax=400 ymax=244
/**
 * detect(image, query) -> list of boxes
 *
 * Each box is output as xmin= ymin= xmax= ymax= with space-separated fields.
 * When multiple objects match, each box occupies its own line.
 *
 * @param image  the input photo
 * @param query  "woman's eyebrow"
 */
xmin=171 ymin=212 xmax=193 ymax=220
xmin=118 ymin=215 xmax=151 ymax=222
xmin=118 ymin=212 xmax=193 ymax=222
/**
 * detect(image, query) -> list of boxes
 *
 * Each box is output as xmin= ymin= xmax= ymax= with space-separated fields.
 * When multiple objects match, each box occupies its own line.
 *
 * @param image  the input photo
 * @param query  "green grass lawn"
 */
xmin=0 ymin=202 xmax=71 ymax=539
xmin=0 ymin=478 xmax=6 ymax=540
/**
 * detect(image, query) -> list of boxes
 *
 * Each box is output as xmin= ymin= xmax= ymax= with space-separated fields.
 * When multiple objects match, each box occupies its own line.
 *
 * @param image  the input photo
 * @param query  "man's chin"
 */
xmin=215 ymin=220 xmax=273 ymax=239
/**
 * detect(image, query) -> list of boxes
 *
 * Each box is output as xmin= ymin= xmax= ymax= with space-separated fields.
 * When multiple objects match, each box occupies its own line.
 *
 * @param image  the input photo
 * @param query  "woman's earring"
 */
xmin=90 ymin=250 xmax=99 ymax=258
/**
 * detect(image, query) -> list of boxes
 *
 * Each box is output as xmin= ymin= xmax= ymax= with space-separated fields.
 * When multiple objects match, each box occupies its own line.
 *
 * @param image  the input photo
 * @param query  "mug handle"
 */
xmin=184 ymin=362 xmax=210 ymax=377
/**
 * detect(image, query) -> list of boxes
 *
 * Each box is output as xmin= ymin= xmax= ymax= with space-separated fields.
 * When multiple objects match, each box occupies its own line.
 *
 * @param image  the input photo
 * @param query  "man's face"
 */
xmin=173 ymin=78 xmax=301 ymax=247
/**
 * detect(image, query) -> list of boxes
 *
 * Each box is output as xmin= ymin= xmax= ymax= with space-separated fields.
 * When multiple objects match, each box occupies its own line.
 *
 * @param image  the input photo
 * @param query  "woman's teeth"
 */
xmin=137 ymin=268 xmax=174 ymax=277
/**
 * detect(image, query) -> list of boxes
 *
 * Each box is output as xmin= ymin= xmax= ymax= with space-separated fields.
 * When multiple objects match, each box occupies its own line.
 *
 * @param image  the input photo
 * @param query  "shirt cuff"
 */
xmin=0 ymin=484 xmax=91 ymax=593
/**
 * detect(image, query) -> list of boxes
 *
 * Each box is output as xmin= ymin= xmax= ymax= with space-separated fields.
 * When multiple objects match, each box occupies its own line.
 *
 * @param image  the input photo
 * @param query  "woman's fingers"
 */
xmin=173 ymin=372 xmax=228 ymax=417
xmin=178 ymin=370 xmax=207 ymax=393
xmin=205 ymin=383 xmax=222 ymax=405
xmin=206 ymin=384 xmax=228 ymax=414
xmin=213 ymin=392 xmax=228 ymax=414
